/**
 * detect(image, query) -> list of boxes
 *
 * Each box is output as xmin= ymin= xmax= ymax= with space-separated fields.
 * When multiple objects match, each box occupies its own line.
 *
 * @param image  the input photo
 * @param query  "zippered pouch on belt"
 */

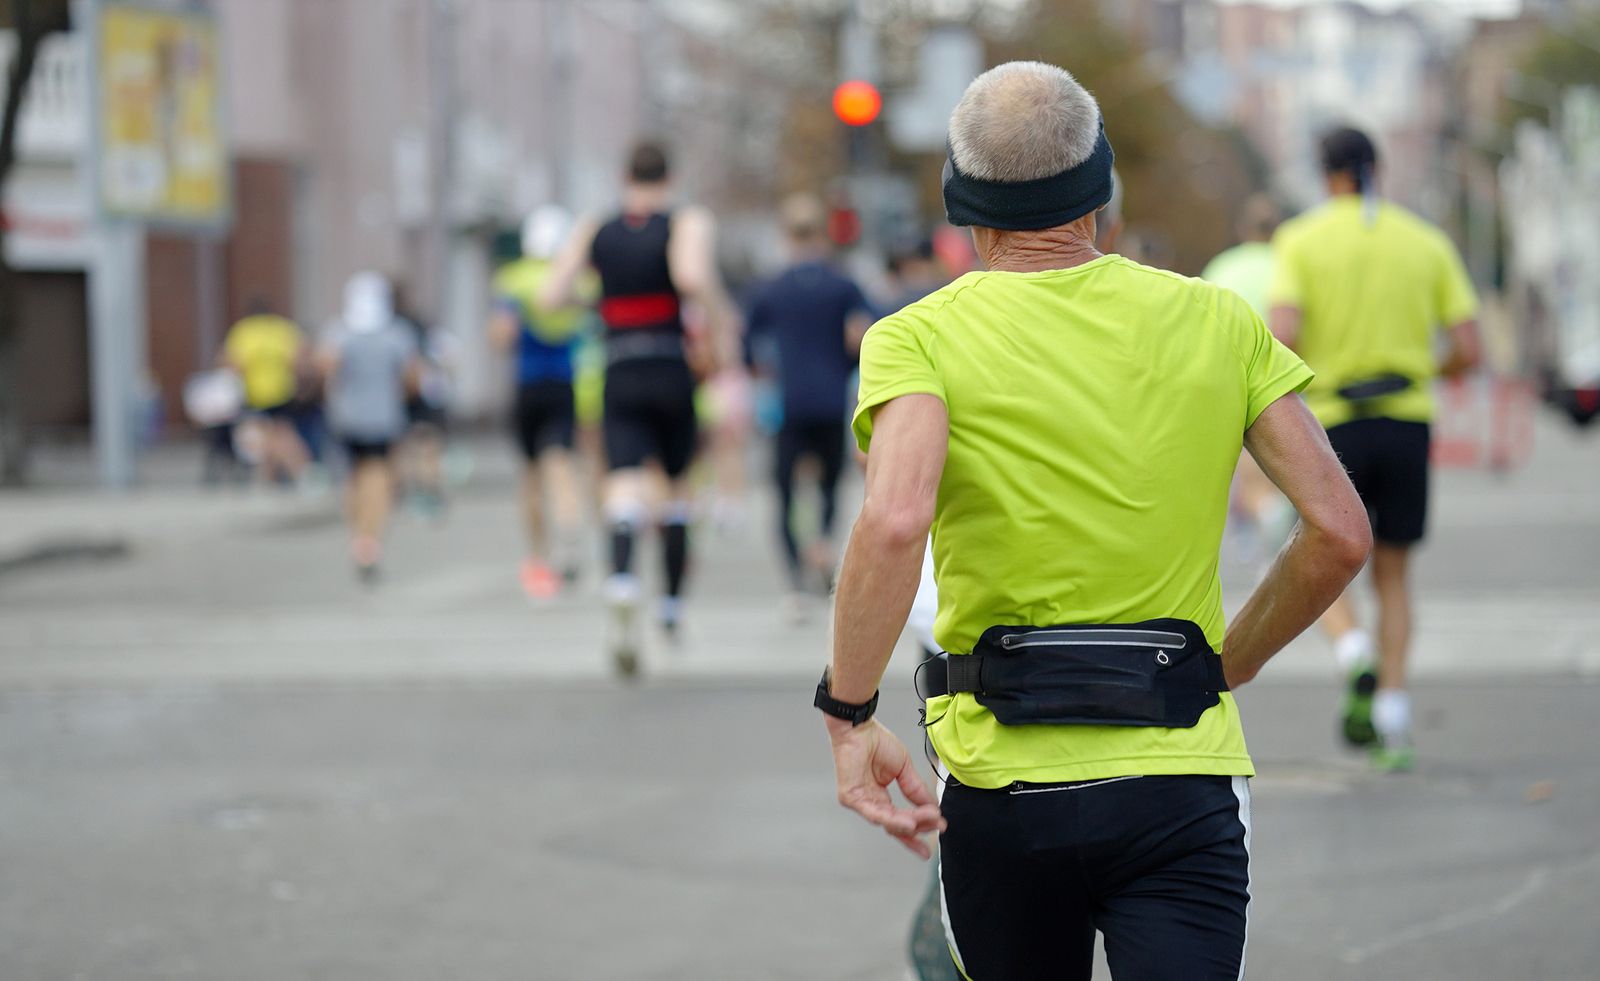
xmin=920 ymin=619 xmax=1228 ymax=729
xmin=1336 ymin=373 xmax=1413 ymax=403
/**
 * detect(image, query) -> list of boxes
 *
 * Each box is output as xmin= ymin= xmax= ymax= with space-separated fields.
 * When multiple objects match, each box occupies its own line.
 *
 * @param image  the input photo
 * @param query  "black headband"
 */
xmin=942 ymin=120 xmax=1116 ymax=231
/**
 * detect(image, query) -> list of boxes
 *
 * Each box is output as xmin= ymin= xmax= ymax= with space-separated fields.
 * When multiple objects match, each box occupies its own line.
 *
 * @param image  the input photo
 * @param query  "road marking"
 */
xmin=1340 ymin=867 xmax=1550 ymax=964
xmin=1339 ymin=865 xmax=1557 ymax=964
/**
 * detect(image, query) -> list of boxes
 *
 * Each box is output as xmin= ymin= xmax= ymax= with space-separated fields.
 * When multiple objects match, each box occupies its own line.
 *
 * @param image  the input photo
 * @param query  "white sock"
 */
xmin=1334 ymin=629 xmax=1374 ymax=673
xmin=659 ymin=595 xmax=683 ymax=625
xmin=603 ymin=573 xmax=641 ymax=605
xmin=1373 ymin=689 xmax=1411 ymax=741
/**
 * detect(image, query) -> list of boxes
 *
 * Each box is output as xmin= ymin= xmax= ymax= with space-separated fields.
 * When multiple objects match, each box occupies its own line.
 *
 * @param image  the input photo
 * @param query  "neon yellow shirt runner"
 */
xmin=1201 ymin=241 xmax=1275 ymax=319
xmin=223 ymin=314 xmax=302 ymax=410
xmin=492 ymin=258 xmax=591 ymax=345
xmin=853 ymin=256 xmax=1313 ymax=788
xmin=1269 ymin=196 xmax=1478 ymax=429
xmin=493 ymin=258 xmax=603 ymax=424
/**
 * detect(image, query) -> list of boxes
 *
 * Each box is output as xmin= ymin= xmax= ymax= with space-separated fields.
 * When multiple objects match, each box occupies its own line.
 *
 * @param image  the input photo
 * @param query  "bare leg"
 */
xmin=408 ymin=425 xmax=445 ymax=507
xmin=541 ymin=447 xmax=583 ymax=578
xmin=353 ymin=458 xmax=393 ymax=543
xmin=1370 ymin=543 xmax=1413 ymax=692
xmin=1324 ymin=551 xmax=1378 ymax=749
xmin=267 ymin=420 xmax=308 ymax=484
xmin=521 ymin=463 xmax=547 ymax=561
xmin=348 ymin=456 xmax=393 ymax=575
xmin=1320 ymin=590 xmax=1361 ymax=642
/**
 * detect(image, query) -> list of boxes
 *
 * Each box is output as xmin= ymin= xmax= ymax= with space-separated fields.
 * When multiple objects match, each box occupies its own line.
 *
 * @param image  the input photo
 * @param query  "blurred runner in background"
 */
xmin=1269 ymin=127 xmax=1482 ymax=771
xmin=321 ymin=273 xmax=421 ymax=583
xmin=700 ymin=352 xmax=755 ymax=536
xmin=884 ymin=237 xmax=950 ymax=316
xmin=746 ymin=194 xmax=873 ymax=621
xmin=542 ymin=142 xmax=739 ymax=674
xmin=1203 ymin=195 xmax=1297 ymax=564
xmin=491 ymin=206 xmax=592 ymax=599
xmin=395 ymin=283 xmax=455 ymax=521
xmin=221 ymin=298 xmax=309 ymax=486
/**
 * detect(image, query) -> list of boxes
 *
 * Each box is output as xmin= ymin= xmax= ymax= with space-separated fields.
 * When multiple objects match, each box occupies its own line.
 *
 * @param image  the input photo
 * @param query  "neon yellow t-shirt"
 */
xmin=853 ymin=256 xmax=1313 ymax=788
xmin=1201 ymin=241 xmax=1275 ymax=319
xmin=1268 ymin=196 xmax=1478 ymax=429
xmin=492 ymin=257 xmax=592 ymax=345
xmin=223 ymin=314 xmax=302 ymax=410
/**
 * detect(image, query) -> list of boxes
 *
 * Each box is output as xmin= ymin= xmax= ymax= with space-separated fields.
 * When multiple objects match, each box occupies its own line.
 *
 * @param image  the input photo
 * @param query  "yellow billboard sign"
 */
xmin=96 ymin=3 xmax=230 ymax=226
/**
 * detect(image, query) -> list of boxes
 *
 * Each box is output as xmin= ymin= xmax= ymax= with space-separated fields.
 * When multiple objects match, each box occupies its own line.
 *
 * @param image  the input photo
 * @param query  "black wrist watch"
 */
xmin=814 ymin=667 xmax=879 ymax=726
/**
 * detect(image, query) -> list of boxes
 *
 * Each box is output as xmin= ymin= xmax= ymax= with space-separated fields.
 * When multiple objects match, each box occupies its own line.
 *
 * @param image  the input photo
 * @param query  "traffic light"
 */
xmin=832 ymin=80 xmax=882 ymax=127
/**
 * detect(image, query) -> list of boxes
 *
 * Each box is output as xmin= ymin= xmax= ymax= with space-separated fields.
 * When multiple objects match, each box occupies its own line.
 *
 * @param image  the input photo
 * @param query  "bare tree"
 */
xmin=0 ymin=0 xmax=72 ymax=485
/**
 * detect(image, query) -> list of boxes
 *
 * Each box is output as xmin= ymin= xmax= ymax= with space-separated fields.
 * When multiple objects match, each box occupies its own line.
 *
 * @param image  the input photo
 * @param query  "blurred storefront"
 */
xmin=4 ymin=0 xmax=799 ymax=462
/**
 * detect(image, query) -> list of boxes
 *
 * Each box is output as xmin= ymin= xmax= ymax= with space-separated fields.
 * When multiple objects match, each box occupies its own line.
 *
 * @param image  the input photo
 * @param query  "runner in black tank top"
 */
xmin=590 ymin=211 xmax=701 ymax=482
xmin=537 ymin=141 xmax=738 ymax=675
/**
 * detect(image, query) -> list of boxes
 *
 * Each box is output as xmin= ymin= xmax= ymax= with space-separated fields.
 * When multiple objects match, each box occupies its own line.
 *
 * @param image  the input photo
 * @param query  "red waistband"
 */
xmin=600 ymin=292 xmax=680 ymax=329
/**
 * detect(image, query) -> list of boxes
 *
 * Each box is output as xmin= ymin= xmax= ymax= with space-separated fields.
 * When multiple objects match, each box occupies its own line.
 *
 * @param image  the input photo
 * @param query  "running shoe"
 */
xmin=781 ymin=591 xmax=811 ymax=626
xmin=519 ymin=560 xmax=561 ymax=601
xmin=659 ymin=596 xmax=683 ymax=646
xmin=1370 ymin=740 xmax=1415 ymax=774
xmin=604 ymin=574 xmax=642 ymax=678
xmin=1340 ymin=665 xmax=1379 ymax=748
xmin=352 ymin=537 xmax=383 ymax=586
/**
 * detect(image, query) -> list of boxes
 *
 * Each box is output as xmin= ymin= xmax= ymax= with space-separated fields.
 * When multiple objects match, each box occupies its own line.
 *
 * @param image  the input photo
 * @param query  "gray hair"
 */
xmin=948 ymin=61 xmax=1102 ymax=183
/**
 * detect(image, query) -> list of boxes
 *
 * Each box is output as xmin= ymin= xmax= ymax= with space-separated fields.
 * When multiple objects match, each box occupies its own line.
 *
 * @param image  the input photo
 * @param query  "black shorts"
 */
xmin=514 ymin=380 xmax=577 ymax=458
xmin=407 ymin=398 xmax=447 ymax=431
xmin=1326 ymin=417 xmax=1431 ymax=545
xmin=254 ymin=400 xmax=295 ymax=421
xmin=939 ymin=774 xmax=1252 ymax=981
xmin=343 ymin=438 xmax=393 ymax=462
xmin=603 ymin=359 xmax=698 ymax=477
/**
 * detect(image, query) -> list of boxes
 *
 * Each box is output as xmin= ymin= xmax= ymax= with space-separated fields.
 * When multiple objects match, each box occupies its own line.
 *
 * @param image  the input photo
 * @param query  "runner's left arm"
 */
xmin=668 ymin=206 xmax=742 ymax=372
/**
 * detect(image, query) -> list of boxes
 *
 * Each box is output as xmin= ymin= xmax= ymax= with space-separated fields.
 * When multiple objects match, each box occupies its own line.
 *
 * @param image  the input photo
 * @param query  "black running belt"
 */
xmin=1337 ymin=374 xmax=1413 ymax=403
xmin=918 ymin=619 xmax=1228 ymax=729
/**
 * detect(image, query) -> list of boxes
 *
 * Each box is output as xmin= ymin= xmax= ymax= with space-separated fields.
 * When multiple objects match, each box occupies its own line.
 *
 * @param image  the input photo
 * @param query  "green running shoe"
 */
xmin=1340 ymin=667 xmax=1379 ymax=747
xmin=1371 ymin=742 xmax=1415 ymax=774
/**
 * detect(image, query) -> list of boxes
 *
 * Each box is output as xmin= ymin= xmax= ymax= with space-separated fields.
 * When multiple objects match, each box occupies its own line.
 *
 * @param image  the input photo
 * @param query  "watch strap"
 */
xmin=814 ymin=668 xmax=879 ymax=726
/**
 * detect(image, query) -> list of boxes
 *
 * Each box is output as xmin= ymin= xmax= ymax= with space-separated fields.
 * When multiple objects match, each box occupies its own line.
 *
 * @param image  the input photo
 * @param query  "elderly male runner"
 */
xmin=815 ymin=62 xmax=1371 ymax=979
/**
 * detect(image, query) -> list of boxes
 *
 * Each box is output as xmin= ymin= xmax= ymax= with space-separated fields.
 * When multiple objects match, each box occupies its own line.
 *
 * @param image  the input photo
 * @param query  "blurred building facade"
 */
xmin=3 ymin=0 xmax=798 ymax=440
xmin=1110 ymin=0 xmax=1480 ymax=217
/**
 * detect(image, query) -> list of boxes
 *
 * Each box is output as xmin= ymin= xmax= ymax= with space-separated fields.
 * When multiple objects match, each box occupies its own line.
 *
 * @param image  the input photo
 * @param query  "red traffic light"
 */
xmin=832 ymin=80 xmax=882 ymax=127
xmin=827 ymin=206 xmax=861 ymax=247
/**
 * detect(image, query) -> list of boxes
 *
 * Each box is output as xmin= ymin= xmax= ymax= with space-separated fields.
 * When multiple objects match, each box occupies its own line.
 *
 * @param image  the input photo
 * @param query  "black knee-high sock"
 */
xmin=662 ymin=521 xmax=689 ymax=598
xmin=610 ymin=522 xmax=635 ymax=577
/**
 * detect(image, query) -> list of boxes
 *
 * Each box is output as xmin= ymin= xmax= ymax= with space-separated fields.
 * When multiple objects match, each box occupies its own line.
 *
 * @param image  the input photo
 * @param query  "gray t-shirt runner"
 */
xmin=327 ymin=322 xmax=416 ymax=442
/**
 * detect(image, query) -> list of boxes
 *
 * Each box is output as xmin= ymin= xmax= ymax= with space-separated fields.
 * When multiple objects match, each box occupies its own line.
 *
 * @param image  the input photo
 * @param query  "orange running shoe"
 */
xmin=520 ymin=560 xmax=561 ymax=600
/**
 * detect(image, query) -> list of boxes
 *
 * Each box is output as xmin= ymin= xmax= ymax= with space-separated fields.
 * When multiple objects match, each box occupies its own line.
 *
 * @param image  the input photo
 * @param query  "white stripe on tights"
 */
xmin=1231 ymin=775 xmax=1253 ymax=980
xmin=933 ymin=762 xmax=966 ymax=977
xmin=937 ymin=851 xmax=968 ymax=978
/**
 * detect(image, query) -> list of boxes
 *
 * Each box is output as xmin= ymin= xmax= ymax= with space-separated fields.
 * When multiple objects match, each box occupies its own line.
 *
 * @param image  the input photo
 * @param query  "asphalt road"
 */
xmin=0 ymin=416 xmax=1596 ymax=979
xmin=0 ymin=681 xmax=1596 ymax=980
